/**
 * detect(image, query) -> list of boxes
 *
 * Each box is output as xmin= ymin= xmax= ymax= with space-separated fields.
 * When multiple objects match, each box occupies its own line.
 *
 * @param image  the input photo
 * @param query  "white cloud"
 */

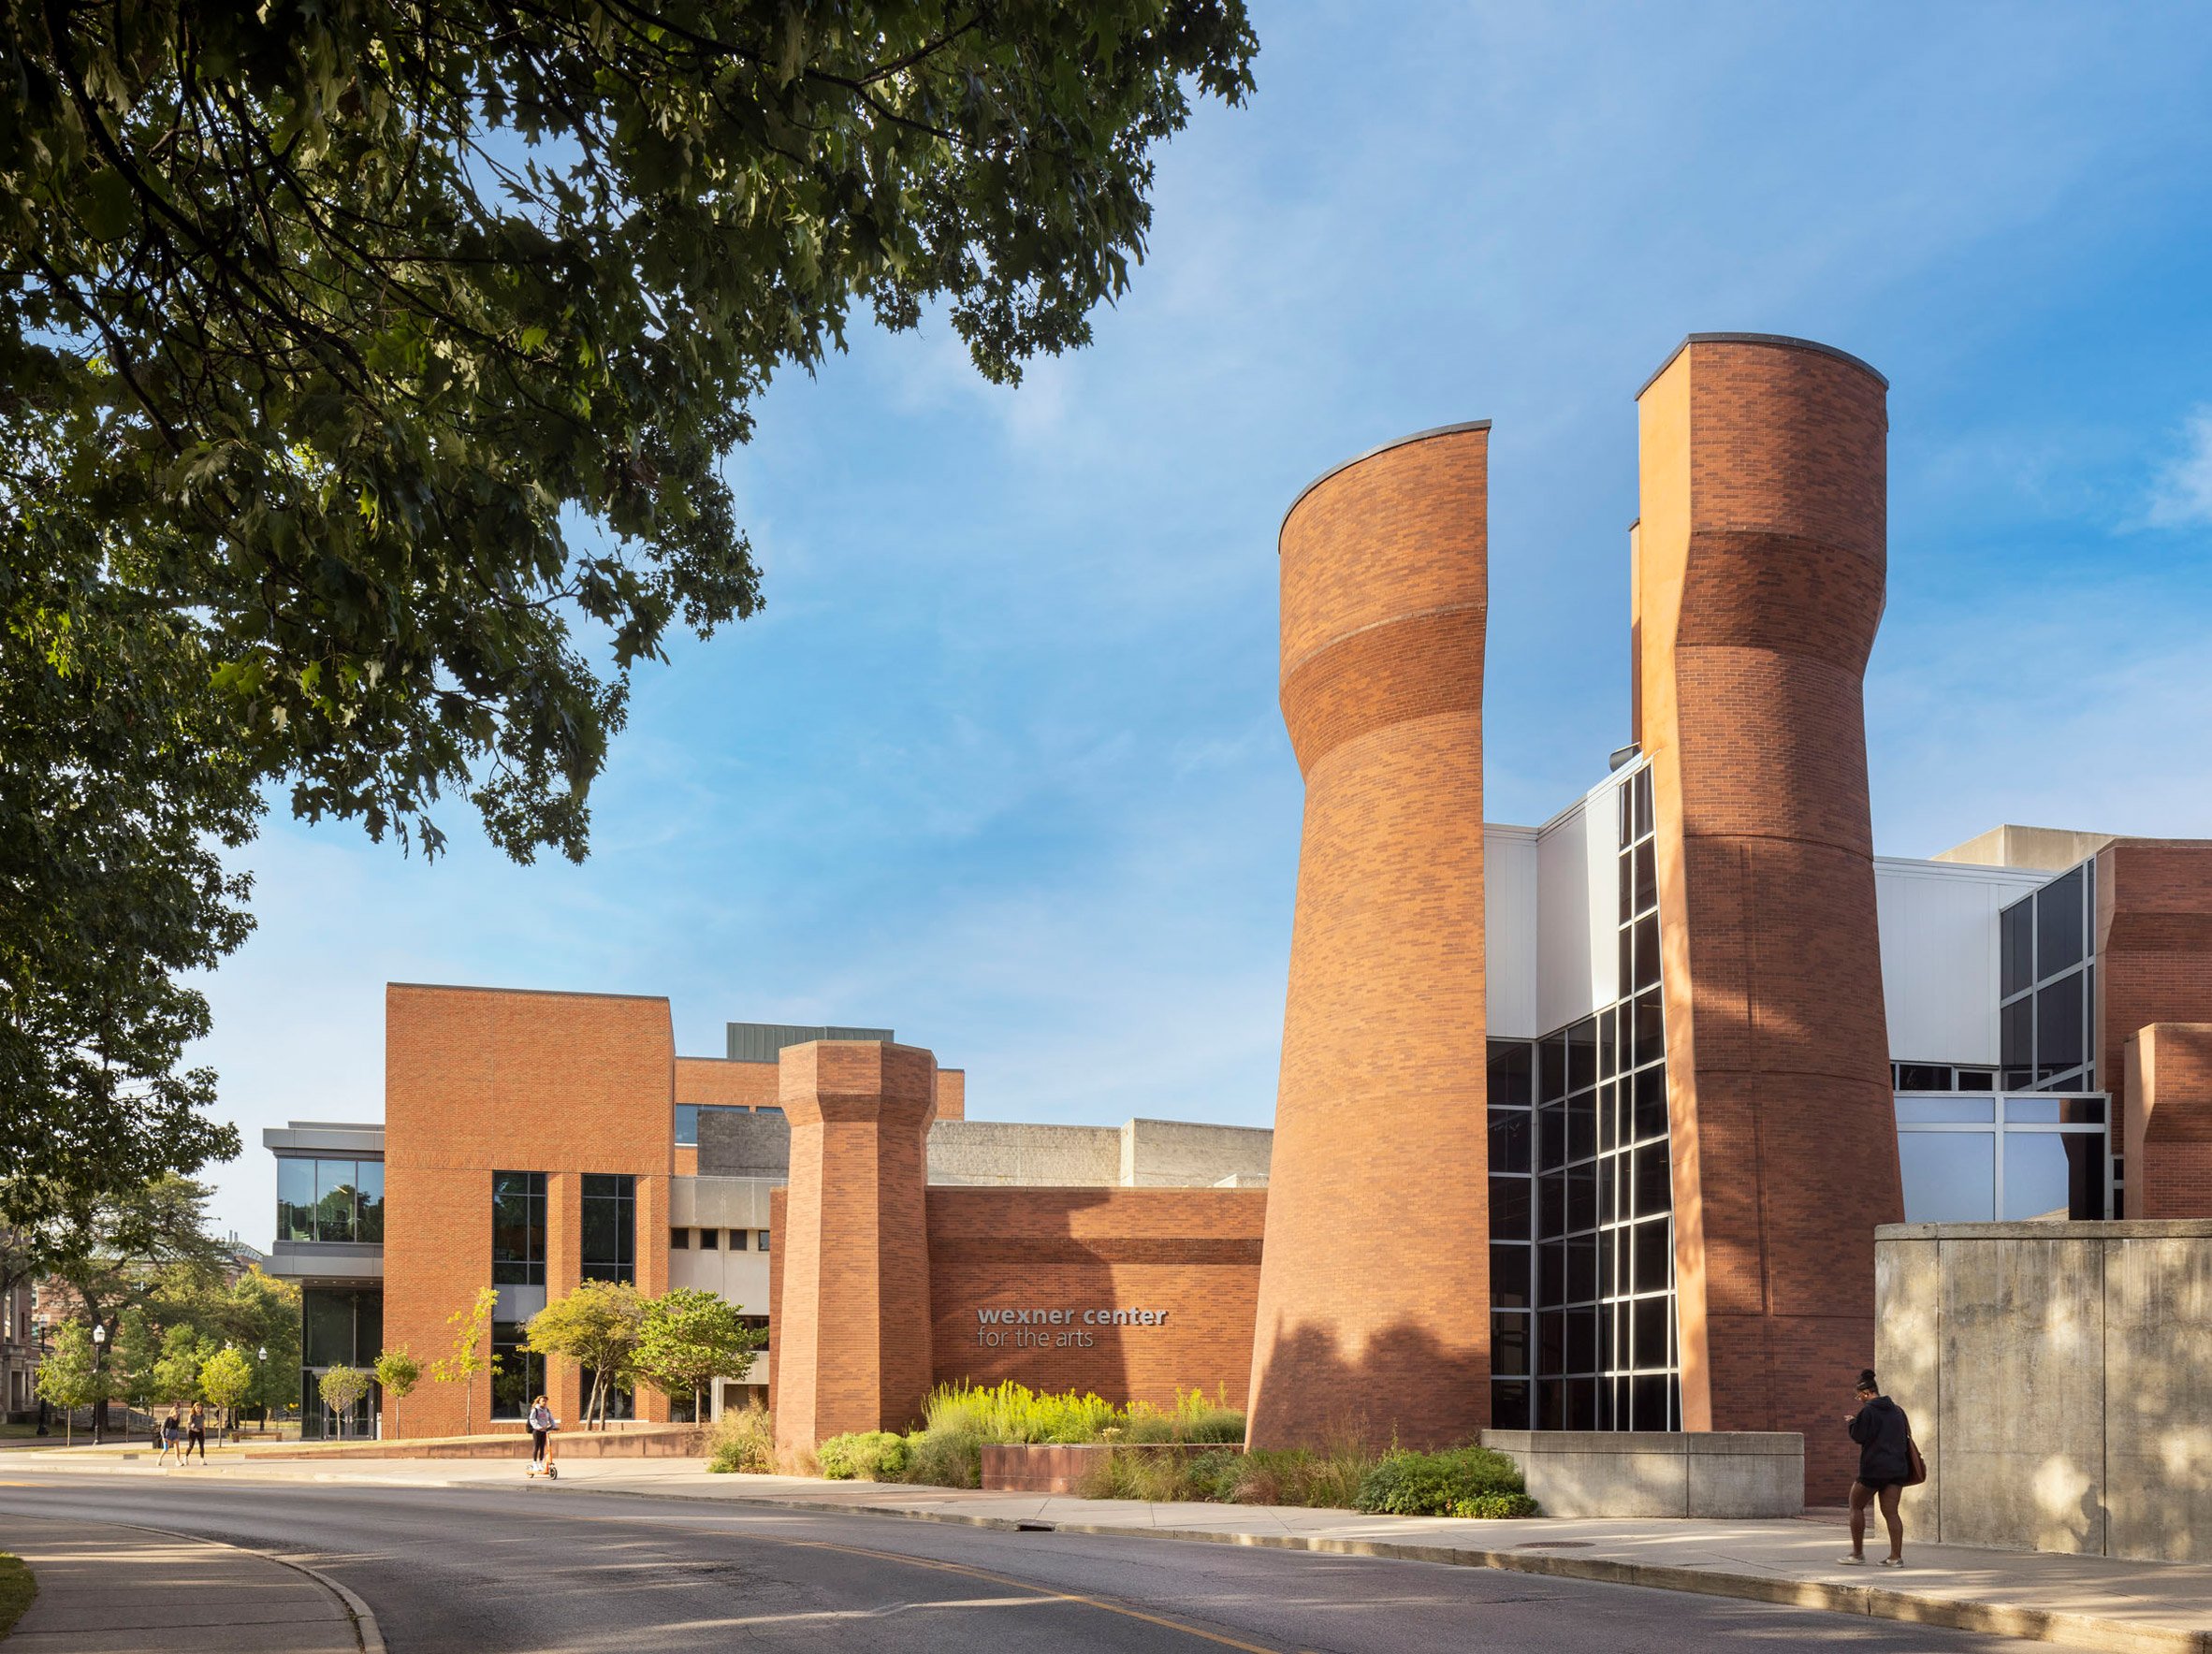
xmin=2147 ymin=407 xmax=2212 ymax=528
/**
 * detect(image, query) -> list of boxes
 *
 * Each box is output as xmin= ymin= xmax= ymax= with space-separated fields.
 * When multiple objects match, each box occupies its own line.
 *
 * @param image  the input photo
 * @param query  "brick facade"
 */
xmin=771 ymin=1041 xmax=939 ymax=1457
xmin=2125 ymin=1023 xmax=2212 ymax=1217
xmin=1249 ymin=424 xmax=1492 ymax=1451
xmin=384 ymin=984 xmax=674 ymax=1436
xmin=2097 ymin=840 xmax=2212 ymax=1157
xmin=1634 ymin=337 xmax=1902 ymax=1499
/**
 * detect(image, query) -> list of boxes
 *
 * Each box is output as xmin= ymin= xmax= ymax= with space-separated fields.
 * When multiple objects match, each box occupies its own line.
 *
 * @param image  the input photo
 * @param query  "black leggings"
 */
xmin=531 ymin=1428 xmax=550 ymax=1462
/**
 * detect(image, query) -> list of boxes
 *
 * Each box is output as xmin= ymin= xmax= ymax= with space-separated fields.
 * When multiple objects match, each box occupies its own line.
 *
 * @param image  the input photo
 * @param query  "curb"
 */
xmin=116 ymin=1523 xmax=386 ymax=1654
xmin=619 ymin=1490 xmax=2206 ymax=1654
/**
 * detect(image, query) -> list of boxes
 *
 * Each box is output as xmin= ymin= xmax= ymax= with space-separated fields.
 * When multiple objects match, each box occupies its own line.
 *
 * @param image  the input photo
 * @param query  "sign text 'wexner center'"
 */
xmin=974 ymin=1306 xmax=1171 ymax=1347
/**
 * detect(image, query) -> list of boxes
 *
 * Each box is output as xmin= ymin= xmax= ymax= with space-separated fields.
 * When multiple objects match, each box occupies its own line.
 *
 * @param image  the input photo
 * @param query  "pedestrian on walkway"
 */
xmin=185 ymin=1401 xmax=208 ymax=1464
xmin=526 ymin=1394 xmax=560 ymax=1478
xmin=1841 ymin=1368 xmax=1920 ymax=1567
xmin=156 ymin=1407 xmax=182 ymax=1467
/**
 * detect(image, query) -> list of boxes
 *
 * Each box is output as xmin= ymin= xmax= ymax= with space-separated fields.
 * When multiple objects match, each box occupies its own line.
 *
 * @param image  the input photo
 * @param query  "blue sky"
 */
xmin=191 ymin=2 xmax=2212 ymax=1244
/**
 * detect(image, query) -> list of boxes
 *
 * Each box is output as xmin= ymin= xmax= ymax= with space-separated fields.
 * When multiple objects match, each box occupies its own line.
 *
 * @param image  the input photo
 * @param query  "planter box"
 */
xmin=1480 ymin=1430 xmax=1803 ymax=1518
xmin=981 ymin=1442 xmax=1234 ymax=1495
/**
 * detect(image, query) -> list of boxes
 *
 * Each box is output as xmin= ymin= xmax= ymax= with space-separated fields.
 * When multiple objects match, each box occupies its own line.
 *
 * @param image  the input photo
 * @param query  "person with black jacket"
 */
xmin=1841 ymin=1368 xmax=1914 ymax=1566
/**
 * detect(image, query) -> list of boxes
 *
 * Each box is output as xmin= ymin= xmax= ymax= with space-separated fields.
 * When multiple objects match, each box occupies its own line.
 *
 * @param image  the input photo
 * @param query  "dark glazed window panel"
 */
xmin=1568 ymin=1019 xmax=1597 ymax=1093
xmin=1488 ymin=1178 xmax=1531 ymax=1241
xmin=1633 ymin=840 xmax=1657 ymax=918
xmin=1539 ymin=1173 xmax=1567 ymax=1240
xmin=2037 ymin=974 xmax=2085 ymax=1073
xmin=1595 ymin=1155 xmax=1617 ymax=1224
xmin=1957 ymin=1067 xmax=1997 ymax=1091
xmin=1895 ymin=1064 xmax=1951 ymax=1093
xmin=1537 ymin=1312 xmax=1566 ymax=1376
xmin=1538 ymin=1104 xmax=1567 ymax=1172
xmin=1488 ymin=1040 xmax=1534 ymax=1107
xmin=1619 ymin=778 xmax=1636 ymax=849
xmin=1491 ymin=1313 xmax=1530 ymax=1376
xmin=1633 ymin=915 xmax=1661 ymax=992
xmin=356 ymin=1161 xmax=385 ymax=1243
xmin=675 ymin=1104 xmax=700 ymax=1146
xmin=1566 ymin=1236 xmax=1597 ymax=1304
xmin=1490 ymin=1109 xmax=1531 ymax=1174
xmin=1633 ymin=990 xmax=1665 ymax=1066
xmin=1634 ymin=1218 xmax=1671 ymax=1295
xmin=1634 ymin=1066 xmax=1668 ymax=1140
xmin=1536 ymin=1378 xmax=1565 ymax=1431
xmin=1566 ymin=1376 xmax=1599 ymax=1430
xmin=699 ymin=1226 xmax=720 ymax=1249
xmin=1538 ymin=1242 xmax=1565 ymax=1307
xmin=1633 ymin=1140 xmax=1671 ymax=1217
xmin=1632 ymin=1297 xmax=1669 ymax=1370
xmin=1598 ymin=1008 xmax=1618 ymax=1079
xmin=1490 ymin=1244 xmax=1532 ymax=1309
xmin=1567 ymin=1095 xmax=1596 ymax=1163
xmin=1540 ymin=1035 xmax=1568 ymax=1103
xmin=1619 ymin=854 xmax=1633 ymax=927
xmin=303 ymin=1289 xmax=356 ymax=1368
xmin=1566 ymin=1163 xmax=1596 ymax=1233
xmin=492 ymin=1171 xmax=546 ymax=1286
xmin=1634 ymin=767 xmax=1654 ymax=839
xmin=1492 ymin=1381 xmax=1531 ymax=1430
xmin=2001 ymin=899 xmax=2033 ymax=999
xmin=580 ymin=1173 xmax=636 ymax=1284
xmin=1632 ymin=1373 xmax=1669 ymax=1431
xmin=2001 ymin=998 xmax=2032 ymax=1073
xmin=730 ymin=1227 xmax=749 ymax=1250
xmin=2036 ymin=867 xmax=2086 ymax=979
xmin=670 ymin=1227 xmax=690 ymax=1249
xmin=358 ymin=1290 xmax=382 ymax=1356
xmin=314 ymin=1161 xmax=357 ymax=1243
xmin=1566 ymin=1311 xmax=1596 ymax=1375
xmin=1619 ymin=928 xmax=1634 ymax=1002
xmin=491 ymin=1321 xmax=544 ymax=1419
xmin=278 ymin=1158 xmax=316 ymax=1243
xmin=1596 ymin=1083 xmax=1616 ymax=1153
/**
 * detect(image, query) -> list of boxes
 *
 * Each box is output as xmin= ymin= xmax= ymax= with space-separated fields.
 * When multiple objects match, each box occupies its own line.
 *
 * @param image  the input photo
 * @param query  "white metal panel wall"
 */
xmin=1583 ymin=777 xmax=1622 ymax=1013
xmin=1874 ymin=857 xmax=2046 ymax=1066
xmin=1535 ymin=800 xmax=1594 ymax=1034
xmin=669 ymin=1243 xmax=773 ymax=1315
xmin=1486 ymin=825 xmax=1539 ymax=1037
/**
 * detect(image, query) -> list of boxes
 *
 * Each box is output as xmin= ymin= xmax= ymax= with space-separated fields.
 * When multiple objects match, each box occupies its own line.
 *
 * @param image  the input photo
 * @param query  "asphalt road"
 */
xmin=0 ymin=1473 xmax=2042 ymax=1653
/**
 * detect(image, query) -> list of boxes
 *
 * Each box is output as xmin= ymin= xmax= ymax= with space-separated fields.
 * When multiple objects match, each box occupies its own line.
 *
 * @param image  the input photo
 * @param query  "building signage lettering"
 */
xmin=974 ymin=1306 xmax=1171 ymax=1348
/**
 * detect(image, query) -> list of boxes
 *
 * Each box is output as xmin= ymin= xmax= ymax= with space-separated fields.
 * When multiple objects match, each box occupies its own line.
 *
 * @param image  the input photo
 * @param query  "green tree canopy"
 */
xmin=317 ymin=1363 xmax=371 ymax=1436
xmin=527 ymin=1280 xmax=646 ymax=1429
xmin=151 ymin=1323 xmax=214 ymax=1404
xmin=631 ymin=1287 xmax=764 ymax=1422
xmin=373 ymin=1347 xmax=423 ymax=1437
xmin=36 ymin=1322 xmax=109 ymax=1443
xmin=200 ymin=1345 xmax=255 ymax=1426
xmin=429 ymin=1285 xmax=500 ymax=1434
xmin=0 ymin=0 xmax=1258 ymax=1213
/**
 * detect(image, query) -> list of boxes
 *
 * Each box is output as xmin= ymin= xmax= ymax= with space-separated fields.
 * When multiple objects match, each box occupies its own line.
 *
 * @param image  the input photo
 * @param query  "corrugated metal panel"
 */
xmin=724 ymin=1022 xmax=894 ymax=1062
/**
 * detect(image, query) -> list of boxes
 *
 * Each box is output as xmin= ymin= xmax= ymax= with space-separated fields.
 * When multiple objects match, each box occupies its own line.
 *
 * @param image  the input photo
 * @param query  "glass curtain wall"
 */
xmin=1488 ymin=764 xmax=1681 ymax=1432
xmin=1896 ymin=1094 xmax=2109 ymax=1221
xmin=1999 ymin=861 xmax=2096 ymax=1092
xmin=581 ymin=1174 xmax=636 ymax=1284
xmin=277 ymin=1158 xmax=385 ymax=1243
xmin=492 ymin=1172 xmax=547 ymax=1285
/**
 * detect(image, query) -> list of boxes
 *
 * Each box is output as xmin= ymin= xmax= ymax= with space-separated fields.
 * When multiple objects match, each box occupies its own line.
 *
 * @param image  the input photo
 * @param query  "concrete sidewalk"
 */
xmin=0 ymin=1517 xmax=374 ymax=1652
xmin=11 ymin=1451 xmax=2212 ymax=1651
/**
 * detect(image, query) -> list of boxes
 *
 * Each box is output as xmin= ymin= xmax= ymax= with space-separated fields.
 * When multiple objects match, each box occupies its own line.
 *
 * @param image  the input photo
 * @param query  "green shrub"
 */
xmin=922 ymin=1381 xmax=1123 ymax=1445
xmin=1081 ymin=1445 xmax=1245 ymax=1502
xmin=706 ymin=1401 xmax=775 ymax=1474
xmin=904 ymin=1424 xmax=984 ymax=1488
xmin=1353 ymin=1446 xmax=1528 ymax=1516
xmin=1125 ymin=1386 xmax=1244 ymax=1444
xmin=1230 ymin=1441 xmax=1371 ymax=1509
xmin=1451 ymin=1491 xmax=1540 ymax=1519
xmin=816 ymin=1430 xmax=911 ymax=1481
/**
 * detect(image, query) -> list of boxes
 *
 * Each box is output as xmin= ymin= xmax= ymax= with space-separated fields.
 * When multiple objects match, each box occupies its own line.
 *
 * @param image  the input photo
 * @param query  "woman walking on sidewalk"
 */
xmin=526 ymin=1395 xmax=560 ymax=1479
xmin=184 ymin=1401 xmax=208 ymax=1464
xmin=155 ymin=1407 xmax=182 ymax=1467
xmin=1841 ymin=1368 xmax=1920 ymax=1567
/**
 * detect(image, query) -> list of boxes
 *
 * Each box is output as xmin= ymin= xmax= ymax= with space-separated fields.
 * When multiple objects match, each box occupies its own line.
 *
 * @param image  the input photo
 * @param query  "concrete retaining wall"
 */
xmin=1480 ymin=1431 xmax=1804 ymax=1517
xmin=1875 ymin=1219 xmax=2212 ymax=1561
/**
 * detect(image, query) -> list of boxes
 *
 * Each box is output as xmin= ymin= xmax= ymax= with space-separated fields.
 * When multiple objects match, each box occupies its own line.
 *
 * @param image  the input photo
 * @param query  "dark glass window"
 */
xmin=1956 ymin=1067 xmax=1997 ymax=1091
xmin=1895 ymin=1064 xmax=1951 ymax=1092
xmin=1634 ymin=1217 xmax=1671 ymax=1295
xmin=1489 ymin=1180 xmax=1530 ymax=1240
xmin=1538 ymin=1103 xmax=1567 ymax=1171
xmin=1490 ymin=1313 xmax=1529 ymax=1376
xmin=1565 ymin=1236 xmax=1597 ymax=1303
xmin=2036 ymin=867 xmax=2085 ymax=980
xmin=356 ymin=1160 xmax=385 ymax=1243
xmin=1537 ymin=1312 xmax=1566 ymax=1376
xmin=731 ymin=1227 xmax=749 ymax=1251
xmin=1632 ymin=841 xmax=1656 ymax=917
xmin=1633 ymin=1140 xmax=1671 ymax=1218
xmin=1566 ymin=1163 xmax=1596 ymax=1233
xmin=1492 ymin=1381 xmax=1531 ymax=1430
xmin=581 ymin=1174 xmax=637 ymax=1284
xmin=670 ymin=1226 xmax=690 ymax=1250
xmin=1566 ymin=1095 xmax=1596 ymax=1163
xmin=303 ymin=1287 xmax=361 ymax=1367
xmin=1490 ymin=1245 xmax=1532 ymax=1309
xmin=1567 ymin=1019 xmax=1597 ymax=1093
xmin=2001 ymin=997 xmax=2032 ymax=1074
xmin=1633 ymin=1066 xmax=1668 ymax=1140
xmin=1490 ymin=1109 xmax=1531 ymax=1174
xmin=2001 ymin=898 xmax=2033 ymax=998
xmin=491 ymin=1321 xmax=543 ymax=1418
xmin=1487 ymin=1041 xmax=1534 ymax=1107
xmin=2036 ymin=976 xmax=2085 ymax=1076
xmin=675 ymin=1104 xmax=701 ymax=1146
xmin=314 ymin=1160 xmax=359 ymax=1242
xmin=1539 ymin=1035 xmax=1568 ymax=1103
xmin=1632 ymin=989 xmax=1665 ymax=1066
xmin=1634 ymin=767 xmax=1654 ymax=839
xmin=1538 ymin=1172 xmax=1567 ymax=1240
xmin=278 ymin=1158 xmax=316 ymax=1242
xmin=699 ymin=1226 xmax=720 ymax=1250
xmin=492 ymin=1172 xmax=547 ymax=1286
xmin=1632 ymin=914 xmax=1660 ymax=991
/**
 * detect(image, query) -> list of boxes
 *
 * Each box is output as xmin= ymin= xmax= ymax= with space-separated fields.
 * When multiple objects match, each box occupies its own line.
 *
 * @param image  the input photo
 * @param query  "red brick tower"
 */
xmin=1247 ymin=423 xmax=1492 ymax=1450
xmin=1633 ymin=335 xmax=1900 ymax=1497
xmin=772 ymin=1040 xmax=938 ymax=1460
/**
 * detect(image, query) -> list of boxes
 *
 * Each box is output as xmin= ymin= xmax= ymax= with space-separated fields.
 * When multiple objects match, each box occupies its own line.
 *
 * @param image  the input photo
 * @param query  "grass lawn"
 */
xmin=0 ymin=1425 xmax=44 ymax=1441
xmin=0 ymin=1552 xmax=34 ymax=1640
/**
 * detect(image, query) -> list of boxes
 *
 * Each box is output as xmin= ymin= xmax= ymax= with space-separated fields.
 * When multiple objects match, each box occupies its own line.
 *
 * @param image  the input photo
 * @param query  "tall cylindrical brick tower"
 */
xmin=1247 ymin=422 xmax=1492 ymax=1451
xmin=1633 ymin=334 xmax=1901 ymax=1499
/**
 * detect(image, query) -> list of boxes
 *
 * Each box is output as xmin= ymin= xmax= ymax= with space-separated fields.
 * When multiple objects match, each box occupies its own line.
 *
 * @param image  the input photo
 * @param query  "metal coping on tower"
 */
xmin=1277 ymin=419 xmax=1493 ymax=546
xmin=1636 ymin=332 xmax=1888 ymax=399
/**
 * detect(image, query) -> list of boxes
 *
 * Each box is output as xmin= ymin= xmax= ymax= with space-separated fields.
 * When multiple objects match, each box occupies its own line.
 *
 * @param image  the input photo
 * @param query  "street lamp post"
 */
xmin=89 ymin=1323 xmax=108 ymax=1446
xmin=257 ymin=1346 xmax=269 ymax=1437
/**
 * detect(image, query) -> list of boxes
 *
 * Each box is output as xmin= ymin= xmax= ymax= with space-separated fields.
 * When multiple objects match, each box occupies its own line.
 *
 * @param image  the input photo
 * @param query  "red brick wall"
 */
xmin=2097 ymin=840 xmax=2212 ymax=1160
xmin=937 ymin=1069 xmax=967 ymax=1122
xmin=676 ymin=1055 xmax=780 ymax=1107
xmin=1250 ymin=424 xmax=1492 ymax=1451
xmin=2125 ymin=1023 xmax=2212 ymax=1217
xmin=929 ymin=1187 xmax=1265 ymax=1407
xmin=1635 ymin=338 xmax=1900 ymax=1500
xmin=384 ymin=984 xmax=675 ymax=1436
xmin=772 ymin=1041 xmax=938 ymax=1457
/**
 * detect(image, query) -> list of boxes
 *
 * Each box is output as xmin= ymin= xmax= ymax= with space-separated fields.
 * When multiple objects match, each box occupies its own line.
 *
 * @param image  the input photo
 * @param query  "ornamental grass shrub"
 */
xmin=1352 ymin=1446 xmax=1534 ymax=1517
xmin=895 ymin=1383 xmax=1248 ymax=1488
xmin=706 ymin=1402 xmax=775 ymax=1474
xmin=817 ymin=1429 xmax=912 ymax=1482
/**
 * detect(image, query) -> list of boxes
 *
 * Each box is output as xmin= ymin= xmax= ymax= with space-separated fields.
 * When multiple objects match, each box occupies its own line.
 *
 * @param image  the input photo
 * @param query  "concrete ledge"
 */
xmin=1480 ymin=1430 xmax=1804 ymax=1518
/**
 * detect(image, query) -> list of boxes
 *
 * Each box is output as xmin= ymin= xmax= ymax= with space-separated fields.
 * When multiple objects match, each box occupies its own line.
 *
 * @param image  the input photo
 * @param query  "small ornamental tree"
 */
xmin=318 ymin=1365 xmax=371 ymax=1439
xmin=373 ymin=1349 xmax=422 ymax=1441
xmin=200 ymin=1346 xmax=255 ymax=1438
xmin=430 ymin=1287 xmax=500 ymax=1436
xmin=632 ymin=1290 xmax=766 ymax=1423
xmin=35 ymin=1323 xmax=108 ymax=1445
xmin=526 ymin=1282 xmax=646 ymax=1429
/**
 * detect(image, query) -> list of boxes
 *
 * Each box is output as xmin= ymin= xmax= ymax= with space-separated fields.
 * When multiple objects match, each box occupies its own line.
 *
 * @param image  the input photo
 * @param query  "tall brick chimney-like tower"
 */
xmin=1246 ymin=422 xmax=1492 ymax=1451
xmin=1633 ymin=335 xmax=1901 ymax=1498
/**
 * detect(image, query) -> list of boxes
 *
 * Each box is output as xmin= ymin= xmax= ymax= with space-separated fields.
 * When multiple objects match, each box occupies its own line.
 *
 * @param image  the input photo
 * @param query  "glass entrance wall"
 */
xmin=1895 ymin=1093 xmax=2110 ymax=1222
